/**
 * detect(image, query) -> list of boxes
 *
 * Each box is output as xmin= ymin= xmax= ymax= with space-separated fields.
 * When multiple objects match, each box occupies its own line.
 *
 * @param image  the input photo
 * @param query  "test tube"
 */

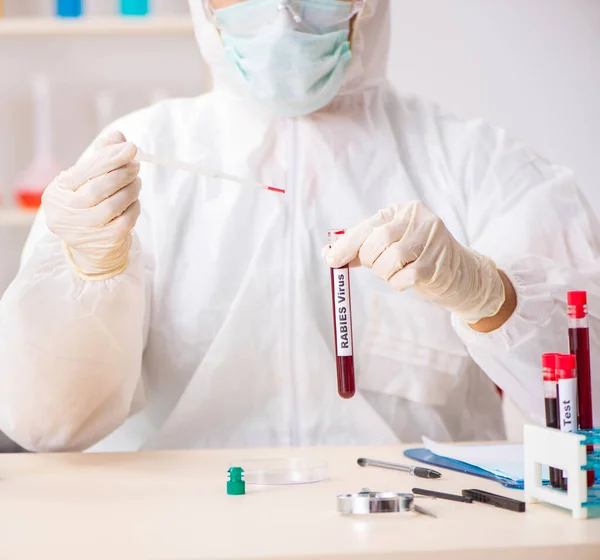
xmin=556 ymin=353 xmax=578 ymax=491
xmin=541 ymin=353 xmax=562 ymax=488
xmin=567 ymin=291 xmax=595 ymax=487
xmin=328 ymin=230 xmax=355 ymax=399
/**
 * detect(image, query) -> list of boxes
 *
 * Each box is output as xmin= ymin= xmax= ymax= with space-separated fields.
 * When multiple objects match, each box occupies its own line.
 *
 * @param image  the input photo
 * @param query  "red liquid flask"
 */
xmin=567 ymin=291 xmax=595 ymax=487
xmin=541 ymin=353 xmax=562 ymax=488
xmin=329 ymin=230 xmax=355 ymax=399
xmin=15 ymin=188 xmax=44 ymax=210
xmin=14 ymin=76 xmax=61 ymax=211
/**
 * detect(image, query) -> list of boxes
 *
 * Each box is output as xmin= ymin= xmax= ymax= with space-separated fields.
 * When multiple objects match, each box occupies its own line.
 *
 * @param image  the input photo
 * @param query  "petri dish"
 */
xmin=231 ymin=458 xmax=329 ymax=486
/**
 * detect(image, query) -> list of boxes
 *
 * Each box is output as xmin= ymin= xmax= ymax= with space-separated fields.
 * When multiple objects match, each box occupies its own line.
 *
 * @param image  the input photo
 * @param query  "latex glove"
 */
xmin=42 ymin=131 xmax=141 ymax=281
xmin=324 ymin=201 xmax=505 ymax=324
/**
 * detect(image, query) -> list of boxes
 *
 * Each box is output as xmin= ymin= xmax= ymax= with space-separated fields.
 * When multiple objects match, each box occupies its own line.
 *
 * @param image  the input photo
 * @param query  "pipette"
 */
xmin=135 ymin=149 xmax=285 ymax=195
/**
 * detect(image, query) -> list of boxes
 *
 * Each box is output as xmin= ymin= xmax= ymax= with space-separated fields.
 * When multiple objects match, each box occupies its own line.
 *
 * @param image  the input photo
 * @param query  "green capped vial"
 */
xmin=227 ymin=467 xmax=246 ymax=496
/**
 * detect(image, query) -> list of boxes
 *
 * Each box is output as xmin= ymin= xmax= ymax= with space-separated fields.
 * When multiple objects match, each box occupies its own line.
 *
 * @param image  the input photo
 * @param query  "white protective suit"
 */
xmin=0 ymin=0 xmax=599 ymax=452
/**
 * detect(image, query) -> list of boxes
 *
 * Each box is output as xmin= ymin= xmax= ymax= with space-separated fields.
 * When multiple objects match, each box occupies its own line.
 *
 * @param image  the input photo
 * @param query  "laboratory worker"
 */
xmin=0 ymin=0 xmax=599 ymax=453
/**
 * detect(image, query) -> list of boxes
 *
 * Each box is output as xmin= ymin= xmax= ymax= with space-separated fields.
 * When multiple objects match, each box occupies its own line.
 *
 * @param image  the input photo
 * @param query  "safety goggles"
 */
xmin=202 ymin=0 xmax=365 ymax=35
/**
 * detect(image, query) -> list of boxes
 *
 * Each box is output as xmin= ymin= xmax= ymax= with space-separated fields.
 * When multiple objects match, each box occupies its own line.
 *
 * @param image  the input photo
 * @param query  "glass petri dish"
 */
xmin=231 ymin=458 xmax=329 ymax=486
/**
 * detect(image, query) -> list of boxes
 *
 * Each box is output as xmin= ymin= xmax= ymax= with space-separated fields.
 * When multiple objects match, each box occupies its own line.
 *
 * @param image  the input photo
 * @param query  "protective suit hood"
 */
xmin=188 ymin=0 xmax=391 ymax=100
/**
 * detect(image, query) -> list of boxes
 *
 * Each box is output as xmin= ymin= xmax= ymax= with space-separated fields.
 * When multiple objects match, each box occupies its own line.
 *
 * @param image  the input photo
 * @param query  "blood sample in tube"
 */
xmin=541 ymin=353 xmax=562 ymax=488
xmin=556 ymin=353 xmax=578 ymax=491
xmin=329 ymin=230 xmax=355 ymax=399
xmin=567 ymin=291 xmax=595 ymax=487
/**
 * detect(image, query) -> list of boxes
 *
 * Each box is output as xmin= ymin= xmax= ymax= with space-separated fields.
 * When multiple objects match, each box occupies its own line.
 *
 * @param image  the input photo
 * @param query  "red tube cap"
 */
xmin=541 ymin=353 xmax=558 ymax=381
xmin=567 ymin=291 xmax=588 ymax=319
xmin=555 ymin=353 xmax=576 ymax=379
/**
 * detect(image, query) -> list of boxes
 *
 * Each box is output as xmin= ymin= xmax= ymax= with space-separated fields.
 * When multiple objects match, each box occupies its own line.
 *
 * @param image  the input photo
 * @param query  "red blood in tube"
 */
xmin=567 ymin=291 xmax=595 ymax=488
xmin=541 ymin=353 xmax=562 ymax=489
xmin=330 ymin=267 xmax=355 ymax=399
xmin=556 ymin=353 xmax=578 ymax=491
xmin=328 ymin=229 xmax=356 ymax=399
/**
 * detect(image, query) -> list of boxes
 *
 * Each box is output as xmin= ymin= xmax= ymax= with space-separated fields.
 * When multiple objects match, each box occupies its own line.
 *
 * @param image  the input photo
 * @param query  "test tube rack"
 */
xmin=524 ymin=424 xmax=600 ymax=519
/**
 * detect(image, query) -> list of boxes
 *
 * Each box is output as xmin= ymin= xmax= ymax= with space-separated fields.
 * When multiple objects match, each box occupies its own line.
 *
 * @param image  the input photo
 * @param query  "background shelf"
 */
xmin=0 ymin=16 xmax=194 ymax=37
xmin=0 ymin=209 xmax=37 ymax=228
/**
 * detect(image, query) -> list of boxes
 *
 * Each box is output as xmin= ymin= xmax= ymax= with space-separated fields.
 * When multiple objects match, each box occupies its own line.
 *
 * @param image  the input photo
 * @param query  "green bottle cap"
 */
xmin=227 ymin=467 xmax=246 ymax=496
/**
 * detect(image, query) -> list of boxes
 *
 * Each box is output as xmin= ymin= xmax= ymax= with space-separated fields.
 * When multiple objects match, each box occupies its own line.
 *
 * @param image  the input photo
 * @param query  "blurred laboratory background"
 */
xmin=0 ymin=0 xmax=599 ymax=438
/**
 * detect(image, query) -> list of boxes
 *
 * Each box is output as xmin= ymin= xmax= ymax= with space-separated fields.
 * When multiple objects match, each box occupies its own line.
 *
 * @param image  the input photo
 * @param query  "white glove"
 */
xmin=324 ymin=201 xmax=506 ymax=324
xmin=42 ymin=131 xmax=141 ymax=281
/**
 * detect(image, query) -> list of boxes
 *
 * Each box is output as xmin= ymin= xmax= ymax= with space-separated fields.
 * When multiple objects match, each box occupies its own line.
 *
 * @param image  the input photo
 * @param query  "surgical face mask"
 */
xmin=208 ymin=0 xmax=357 ymax=117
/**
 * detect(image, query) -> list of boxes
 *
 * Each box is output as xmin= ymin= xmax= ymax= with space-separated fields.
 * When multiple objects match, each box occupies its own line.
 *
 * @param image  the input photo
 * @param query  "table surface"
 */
xmin=1 ymin=444 xmax=599 ymax=560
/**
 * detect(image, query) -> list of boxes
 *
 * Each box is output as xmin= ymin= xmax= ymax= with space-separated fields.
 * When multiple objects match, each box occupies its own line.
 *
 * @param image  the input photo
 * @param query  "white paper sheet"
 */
xmin=422 ymin=437 xmax=528 ymax=482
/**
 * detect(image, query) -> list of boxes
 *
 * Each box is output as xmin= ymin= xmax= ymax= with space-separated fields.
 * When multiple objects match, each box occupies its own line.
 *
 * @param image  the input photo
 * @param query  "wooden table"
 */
xmin=0 ymin=445 xmax=598 ymax=559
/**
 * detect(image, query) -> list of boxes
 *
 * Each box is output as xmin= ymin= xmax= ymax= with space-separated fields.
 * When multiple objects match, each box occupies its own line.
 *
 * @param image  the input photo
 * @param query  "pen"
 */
xmin=462 ymin=489 xmax=526 ymax=513
xmin=357 ymin=458 xmax=442 ymax=479
xmin=412 ymin=488 xmax=472 ymax=503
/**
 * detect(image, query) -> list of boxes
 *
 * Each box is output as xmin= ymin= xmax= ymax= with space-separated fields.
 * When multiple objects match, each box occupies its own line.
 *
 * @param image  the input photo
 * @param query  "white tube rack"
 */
xmin=524 ymin=424 xmax=599 ymax=519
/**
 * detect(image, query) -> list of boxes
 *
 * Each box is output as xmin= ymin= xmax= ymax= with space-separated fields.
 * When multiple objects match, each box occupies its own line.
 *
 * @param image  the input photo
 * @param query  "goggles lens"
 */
xmin=203 ymin=0 xmax=363 ymax=35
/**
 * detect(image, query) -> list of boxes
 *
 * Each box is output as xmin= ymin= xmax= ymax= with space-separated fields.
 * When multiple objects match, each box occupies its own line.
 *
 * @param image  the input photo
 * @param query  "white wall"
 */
xmin=387 ymin=0 xmax=600 ymax=209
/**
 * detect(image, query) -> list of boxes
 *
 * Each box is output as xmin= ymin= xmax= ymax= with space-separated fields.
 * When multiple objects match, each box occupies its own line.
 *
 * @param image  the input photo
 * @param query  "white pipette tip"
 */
xmin=135 ymin=148 xmax=285 ymax=195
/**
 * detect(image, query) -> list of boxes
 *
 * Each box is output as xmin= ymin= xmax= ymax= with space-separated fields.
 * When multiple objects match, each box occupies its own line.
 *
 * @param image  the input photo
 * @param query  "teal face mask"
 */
xmin=215 ymin=0 xmax=354 ymax=117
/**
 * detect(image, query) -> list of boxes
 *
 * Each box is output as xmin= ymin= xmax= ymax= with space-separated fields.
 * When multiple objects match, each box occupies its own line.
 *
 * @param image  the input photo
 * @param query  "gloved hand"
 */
xmin=42 ymin=131 xmax=141 ymax=281
xmin=323 ymin=201 xmax=506 ymax=324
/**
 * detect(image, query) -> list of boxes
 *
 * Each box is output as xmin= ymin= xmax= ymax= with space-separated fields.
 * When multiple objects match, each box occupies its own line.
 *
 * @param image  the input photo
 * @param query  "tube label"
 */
xmin=558 ymin=377 xmax=578 ymax=433
xmin=334 ymin=267 xmax=353 ymax=357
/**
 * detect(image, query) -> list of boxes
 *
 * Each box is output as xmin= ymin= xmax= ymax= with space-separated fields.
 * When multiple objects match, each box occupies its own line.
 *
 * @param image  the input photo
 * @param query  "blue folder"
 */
xmin=404 ymin=447 xmax=599 ymax=493
xmin=403 ymin=447 xmax=527 ymax=489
